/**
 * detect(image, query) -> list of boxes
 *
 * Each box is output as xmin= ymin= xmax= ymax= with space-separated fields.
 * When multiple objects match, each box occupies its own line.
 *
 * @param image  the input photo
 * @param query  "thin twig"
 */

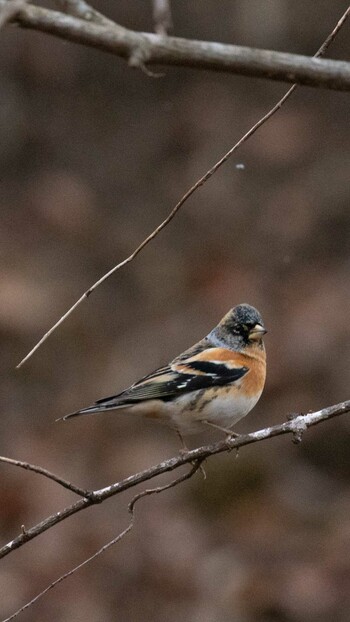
xmin=128 ymin=458 xmax=203 ymax=513
xmin=1 ymin=522 xmax=133 ymax=622
xmin=0 ymin=455 xmax=91 ymax=498
xmin=15 ymin=4 xmax=350 ymax=368
xmin=0 ymin=399 xmax=349 ymax=562
xmin=2 ymin=461 xmax=202 ymax=622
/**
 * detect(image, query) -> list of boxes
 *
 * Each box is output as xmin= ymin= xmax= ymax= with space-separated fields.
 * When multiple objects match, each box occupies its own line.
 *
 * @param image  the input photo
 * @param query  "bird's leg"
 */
xmin=176 ymin=429 xmax=190 ymax=455
xmin=176 ymin=430 xmax=206 ymax=480
xmin=203 ymin=420 xmax=239 ymax=440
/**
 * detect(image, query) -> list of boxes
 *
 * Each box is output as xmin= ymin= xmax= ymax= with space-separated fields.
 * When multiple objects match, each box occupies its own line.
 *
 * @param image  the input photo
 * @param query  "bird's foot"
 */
xmin=203 ymin=420 xmax=239 ymax=439
xmin=199 ymin=463 xmax=207 ymax=480
xmin=178 ymin=447 xmax=191 ymax=457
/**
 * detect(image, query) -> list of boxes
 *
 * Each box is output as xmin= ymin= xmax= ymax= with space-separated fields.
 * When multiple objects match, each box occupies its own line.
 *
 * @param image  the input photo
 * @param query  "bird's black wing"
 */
xmin=63 ymin=357 xmax=248 ymax=419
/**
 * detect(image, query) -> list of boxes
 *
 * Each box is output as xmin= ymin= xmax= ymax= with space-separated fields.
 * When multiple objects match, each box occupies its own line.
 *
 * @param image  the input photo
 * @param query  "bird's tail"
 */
xmin=57 ymin=401 xmax=126 ymax=422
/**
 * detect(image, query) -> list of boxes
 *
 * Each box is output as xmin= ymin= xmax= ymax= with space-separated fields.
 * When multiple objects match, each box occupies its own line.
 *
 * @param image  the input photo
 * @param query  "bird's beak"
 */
xmin=249 ymin=324 xmax=267 ymax=340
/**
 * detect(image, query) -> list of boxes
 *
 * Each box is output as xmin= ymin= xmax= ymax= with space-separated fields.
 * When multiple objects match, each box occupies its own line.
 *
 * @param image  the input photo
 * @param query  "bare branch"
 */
xmin=15 ymin=4 xmax=350 ymax=368
xmin=128 ymin=457 xmax=204 ymax=513
xmin=0 ymin=455 xmax=91 ymax=498
xmin=1 ymin=2 xmax=349 ymax=90
xmin=0 ymin=400 xmax=349 ymax=562
xmin=2 ymin=461 xmax=202 ymax=622
xmin=153 ymin=0 xmax=172 ymax=35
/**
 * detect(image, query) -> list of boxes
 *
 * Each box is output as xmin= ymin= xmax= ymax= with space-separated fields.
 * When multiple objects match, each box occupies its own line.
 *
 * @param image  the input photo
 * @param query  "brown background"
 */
xmin=0 ymin=1 xmax=349 ymax=620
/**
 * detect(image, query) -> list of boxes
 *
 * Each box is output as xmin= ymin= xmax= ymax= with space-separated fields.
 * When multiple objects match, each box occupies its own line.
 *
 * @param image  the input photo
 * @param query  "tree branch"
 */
xmin=1 ymin=399 xmax=349 ymax=562
xmin=1 ymin=2 xmax=350 ymax=90
xmin=0 ymin=455 xmax=91 ymax=498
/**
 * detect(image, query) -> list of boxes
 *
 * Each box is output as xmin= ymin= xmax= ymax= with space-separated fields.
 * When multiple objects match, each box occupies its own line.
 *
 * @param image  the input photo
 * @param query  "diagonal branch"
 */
xmin=2 ymin=521 xmax=134 ymax=622
xmin=15 ymin=3 xmax=350 ymax=369
xmin=0 ymin=399 xmax=349 ymax=561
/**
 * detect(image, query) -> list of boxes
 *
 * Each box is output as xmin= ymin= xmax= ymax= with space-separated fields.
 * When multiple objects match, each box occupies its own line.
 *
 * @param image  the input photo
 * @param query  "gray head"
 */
xmin=209 ymin=303 xmax=266 ymax=350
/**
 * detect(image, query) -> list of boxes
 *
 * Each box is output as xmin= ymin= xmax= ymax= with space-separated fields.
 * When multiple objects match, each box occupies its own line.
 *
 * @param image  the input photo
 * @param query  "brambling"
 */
xmin=63 ymin=304 xmax=266 ymax=447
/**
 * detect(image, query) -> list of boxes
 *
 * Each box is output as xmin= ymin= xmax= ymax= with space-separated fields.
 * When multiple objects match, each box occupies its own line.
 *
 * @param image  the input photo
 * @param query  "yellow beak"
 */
xmin=249 ymin=324 xmax=267 ymax=341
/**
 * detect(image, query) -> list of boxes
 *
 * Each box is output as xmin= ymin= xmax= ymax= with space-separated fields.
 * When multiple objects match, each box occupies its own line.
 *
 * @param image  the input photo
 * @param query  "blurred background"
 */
xmin=0 ymin=1 xmax=349 ymax=620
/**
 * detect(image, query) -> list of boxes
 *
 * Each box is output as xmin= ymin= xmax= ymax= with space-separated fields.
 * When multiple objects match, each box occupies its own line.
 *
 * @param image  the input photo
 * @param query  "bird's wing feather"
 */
xmin=63 ymin=348 xmax=249 ymax=419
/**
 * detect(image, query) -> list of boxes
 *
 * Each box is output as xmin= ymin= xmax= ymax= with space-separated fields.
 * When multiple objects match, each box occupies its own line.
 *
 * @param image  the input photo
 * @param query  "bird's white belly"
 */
xmin=140 ymin=388 xmax=262 ymax=435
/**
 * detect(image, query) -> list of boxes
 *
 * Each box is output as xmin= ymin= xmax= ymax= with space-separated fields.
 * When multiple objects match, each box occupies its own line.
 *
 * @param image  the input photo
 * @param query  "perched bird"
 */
xmin=63 ymin=304 xmax=267 ymax=447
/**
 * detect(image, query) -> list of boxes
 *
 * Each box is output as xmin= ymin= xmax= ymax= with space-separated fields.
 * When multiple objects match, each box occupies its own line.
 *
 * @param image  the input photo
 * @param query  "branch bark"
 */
xmin=1 ymin=2 xmax=350 ymax=90
xmin=1 ymin=399 xmax=349 ymax=561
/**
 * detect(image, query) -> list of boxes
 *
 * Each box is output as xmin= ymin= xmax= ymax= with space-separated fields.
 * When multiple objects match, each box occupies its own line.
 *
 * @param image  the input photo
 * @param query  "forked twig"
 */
xmin=2 ymin=461 xmax=202 ymax=622
xmin=1 ymin=400 xmax=349 ymax=563
xmin=16 ymin=4 xmax=350 ymax=369
xmin=1 ymin=396 xmax=350 ymax=620
xmin=128 ymin=457 xmax=203 ymax=513
xmin=0 ymin=401 xmax=349 ymax=619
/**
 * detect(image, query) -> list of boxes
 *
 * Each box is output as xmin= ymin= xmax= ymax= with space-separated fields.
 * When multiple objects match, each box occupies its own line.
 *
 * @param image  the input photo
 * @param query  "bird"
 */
xmin=62 ymin=303 xmax=267 ymax=449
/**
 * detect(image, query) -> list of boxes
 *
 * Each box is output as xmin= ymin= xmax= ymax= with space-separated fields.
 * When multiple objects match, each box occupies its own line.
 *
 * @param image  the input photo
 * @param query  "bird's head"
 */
xmin=211 ymin=303 xmax=267 ymax=350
